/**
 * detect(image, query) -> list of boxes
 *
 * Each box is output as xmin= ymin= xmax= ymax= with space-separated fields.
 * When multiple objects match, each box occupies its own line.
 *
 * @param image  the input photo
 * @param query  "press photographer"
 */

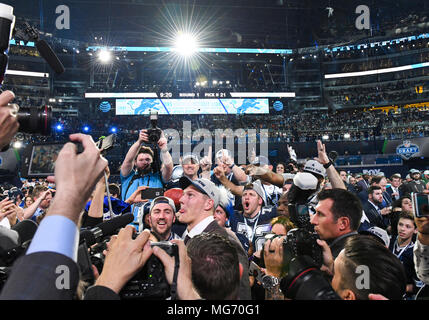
xmin=120 ymin=113 xmax=173 ymax=224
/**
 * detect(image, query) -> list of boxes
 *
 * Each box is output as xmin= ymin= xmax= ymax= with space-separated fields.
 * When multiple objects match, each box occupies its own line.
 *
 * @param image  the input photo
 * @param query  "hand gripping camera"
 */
xmin=119 ymin=241 xmax=179 ymax=300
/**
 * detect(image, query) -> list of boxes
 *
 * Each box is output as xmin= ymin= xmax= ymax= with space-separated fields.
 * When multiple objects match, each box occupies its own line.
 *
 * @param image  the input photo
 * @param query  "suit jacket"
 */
xmin=197 ymin=220 xmax=252 ymax=300
xmin=386 ymin=185 xmax=402 ymax=202
xmin=0 ymin=252 xmax=79 ymax=300
xmin=362 ymin=201 xmax=389 ymax=230
xmin=357 ymin=179 xmax=369 ymax=193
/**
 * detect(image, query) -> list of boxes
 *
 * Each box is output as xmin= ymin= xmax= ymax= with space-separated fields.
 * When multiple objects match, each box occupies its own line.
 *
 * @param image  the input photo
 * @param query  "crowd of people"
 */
xmin=1 ymin=94 xmax=429 ymax=301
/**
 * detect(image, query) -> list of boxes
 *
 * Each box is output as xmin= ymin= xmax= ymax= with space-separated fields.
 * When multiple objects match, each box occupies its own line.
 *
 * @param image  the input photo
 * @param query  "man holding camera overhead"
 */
xmin=120 ymin=129 xmax=173 ymax=222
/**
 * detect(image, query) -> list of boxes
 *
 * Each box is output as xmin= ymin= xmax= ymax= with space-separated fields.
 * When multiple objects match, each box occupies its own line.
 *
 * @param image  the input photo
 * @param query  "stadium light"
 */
xmin=98 ymin=49 xmax=112 ymax=64
xmin=13 ymin=141 xmax=22 ymax=149
xmin=174 ymin=32 xmax=198 ymax=57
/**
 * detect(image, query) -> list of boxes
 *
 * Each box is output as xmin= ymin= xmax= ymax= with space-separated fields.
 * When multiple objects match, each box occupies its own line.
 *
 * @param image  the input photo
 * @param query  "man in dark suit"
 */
xmin=361 ymin=186 xmax=391 ymax=231
xmin=0 ymin=133 xmax=108 ymax=300
xmin=386 ymin=174 xmax=402 ymax=202
xmin=176 ymin=176 xmax=252 ymax=299
xmin=356 ymin=173 xmax=370 ymax=194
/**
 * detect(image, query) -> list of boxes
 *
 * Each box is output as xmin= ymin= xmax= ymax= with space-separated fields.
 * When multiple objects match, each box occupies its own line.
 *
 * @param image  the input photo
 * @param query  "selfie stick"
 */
xmin=103 ymin=171 xmax=115 ymax=220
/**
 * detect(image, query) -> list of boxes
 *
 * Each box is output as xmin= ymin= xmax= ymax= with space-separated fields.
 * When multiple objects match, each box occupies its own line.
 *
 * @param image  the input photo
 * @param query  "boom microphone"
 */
xmin=80 ymin=213 xmax=134 ymax=247
xmin=35 ymin=39 xmax=65 ymax=74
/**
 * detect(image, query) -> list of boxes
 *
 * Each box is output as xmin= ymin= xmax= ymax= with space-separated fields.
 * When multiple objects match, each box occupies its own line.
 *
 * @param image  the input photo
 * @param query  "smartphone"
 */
xmin=141 ymin=188 xmax=164 ymax=200
xmin=20 ymin=134 xmax=116 ymax=178
xmin=411 ymin=193 xmax=429 ymax=218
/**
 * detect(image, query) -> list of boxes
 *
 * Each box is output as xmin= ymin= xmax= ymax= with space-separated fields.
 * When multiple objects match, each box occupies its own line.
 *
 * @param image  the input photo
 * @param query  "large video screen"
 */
xmin=115 ymin=98 xmax=269 ymax=115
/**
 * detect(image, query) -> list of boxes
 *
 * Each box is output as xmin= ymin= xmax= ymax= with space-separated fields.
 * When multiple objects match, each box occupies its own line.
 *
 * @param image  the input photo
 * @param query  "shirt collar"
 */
xmin=183 ymin=216 xmax=215 ymax=240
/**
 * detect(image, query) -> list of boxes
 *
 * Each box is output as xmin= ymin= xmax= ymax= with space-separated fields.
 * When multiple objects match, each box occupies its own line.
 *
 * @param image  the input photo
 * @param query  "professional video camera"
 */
xmin=120 ymin=241 xmax=179 ymax=300
xmin=259 ymin=227 xmax=323 ymax=275
xmin=78 ymin=214 xmax=179 ymax=300
xmin=0 ymin=4 xmax=66 ymax=138
xmin=279 ymin=255 xmax=340 ymax=300
xmin=147 ymin=110 xmax=162 ymax=144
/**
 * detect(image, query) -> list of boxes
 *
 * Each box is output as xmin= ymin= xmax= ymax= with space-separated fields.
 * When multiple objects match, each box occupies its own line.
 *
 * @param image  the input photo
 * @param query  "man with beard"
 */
xmin=120 ymin=129 xmax=173 ymax=221
xmin=361 ymin=186 xmax=390 ymax=230
xmin=148 ymin=196 xmax=181 ymax=241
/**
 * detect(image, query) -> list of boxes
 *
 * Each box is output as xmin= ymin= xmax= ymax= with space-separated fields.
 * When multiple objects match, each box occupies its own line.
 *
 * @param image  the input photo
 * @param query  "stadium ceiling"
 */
xmin=3 ymin=0 xmax=429 ymax=49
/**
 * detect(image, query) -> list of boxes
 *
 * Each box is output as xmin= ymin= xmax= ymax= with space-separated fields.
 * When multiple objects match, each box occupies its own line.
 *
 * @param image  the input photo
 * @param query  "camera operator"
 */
xmin=0 ymin=133 xmax=108 ymax=299
xmin=120 ymin=129 xmax=173 ymax=220
xmin=311 ymin=188 xmax=362 ymax=258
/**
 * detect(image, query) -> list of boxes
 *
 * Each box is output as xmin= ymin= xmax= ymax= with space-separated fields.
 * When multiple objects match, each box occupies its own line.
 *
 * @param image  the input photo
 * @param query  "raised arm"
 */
xmin=314 ymin=140 xmax=345 ymax=190
xmin=158 ymin=131 xmax=173 ymax=183
xmin=245 ymin=165 xmax=285 ymax=188
xmin=213 ymin=166 xmax=244 ymax=197
xmin=120 ymin=130 xmax=146 ymax=177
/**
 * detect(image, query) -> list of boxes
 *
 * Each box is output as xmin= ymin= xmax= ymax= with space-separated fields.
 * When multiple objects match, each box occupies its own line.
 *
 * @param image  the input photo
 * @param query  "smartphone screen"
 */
xmin=27 ymin=144 xmax=63 ymax=177
xmin=412 ymin=193 xmax=429 ymax=218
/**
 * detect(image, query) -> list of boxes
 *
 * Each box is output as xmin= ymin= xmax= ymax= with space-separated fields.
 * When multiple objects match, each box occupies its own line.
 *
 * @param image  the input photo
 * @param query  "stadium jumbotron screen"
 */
xmin=115 ymin=98 xmax=270 ymax=115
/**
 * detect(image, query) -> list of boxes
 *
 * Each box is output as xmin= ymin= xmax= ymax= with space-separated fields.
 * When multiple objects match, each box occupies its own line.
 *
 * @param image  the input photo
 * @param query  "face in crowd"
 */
xmin=149 ymin=202 xmax=175 ymax=241
xmin=276 ymin=163 xmax=285 ymax=174
xmin=241 ymin=189 xmax=263 ymax=217
xmin=182 ymin=158 xmax=199 ymax=179
xmin=369 ymin=189 xmax=383 ymax=205
xmin=214 ymin=205 xmax=228 ymax=228
xmin=339 ymin=171 xmax=348 ymax=183
xmin=311 ymin=198 xmax=348 ymax=241
xmin=179 ymin=186 xmax=214 ymax=230
xmin=401 ymin=197 xmax=413 ymax=212
xmin=135 ymin=152 xmax=152 ymax=171
xmin=397 ymin=217 xmax=416 ymax=243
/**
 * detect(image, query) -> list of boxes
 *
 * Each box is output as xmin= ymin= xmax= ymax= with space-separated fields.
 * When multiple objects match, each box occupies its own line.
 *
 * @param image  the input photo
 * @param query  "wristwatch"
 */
xmin=262 ymin=275 xmax=279 ymax=289
xmin=229 ymin=163 xmax=235 ymax=169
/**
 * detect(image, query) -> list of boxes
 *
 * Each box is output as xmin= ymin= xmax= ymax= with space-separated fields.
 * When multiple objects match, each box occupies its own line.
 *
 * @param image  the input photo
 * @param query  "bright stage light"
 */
xmin=174 ymin=32 xmax=198 ymax=57
xmin=13 ymin=141 xmax=22 ymax=149
xmin=98 ymin=49 xmax=112 ymax=63
xmin=344 ymin=133 xmax=351 ymax=139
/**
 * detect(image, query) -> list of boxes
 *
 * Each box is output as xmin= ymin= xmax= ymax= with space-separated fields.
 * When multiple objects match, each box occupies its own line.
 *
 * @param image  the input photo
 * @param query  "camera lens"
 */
xmin=17 ymin=105 xmax=52 ymax=135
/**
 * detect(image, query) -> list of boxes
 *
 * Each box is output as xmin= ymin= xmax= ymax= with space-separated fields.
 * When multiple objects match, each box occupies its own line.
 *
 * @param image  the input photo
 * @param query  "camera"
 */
xmin=260 ymin=228 xmax=323 ymax=273
xmin=119 ymin=241 xmax=178 ymax=299
xmin=280 ymin=255 xmax=340 ymax=300
xmin=147 ymin=110 xmax=162 ymax=144
xmin=16 ymin=105 xmax=52 ymax=135
xmin=0 ymin=4 xmax=52 ymax=137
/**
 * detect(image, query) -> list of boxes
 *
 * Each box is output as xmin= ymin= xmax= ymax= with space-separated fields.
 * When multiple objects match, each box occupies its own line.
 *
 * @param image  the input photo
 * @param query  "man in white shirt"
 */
xmin=177 ymin=176 xmax=251 ymax=299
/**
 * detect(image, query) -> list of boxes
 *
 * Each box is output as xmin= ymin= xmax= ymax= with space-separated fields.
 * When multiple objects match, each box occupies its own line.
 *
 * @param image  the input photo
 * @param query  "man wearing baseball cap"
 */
xmin=401 ymin=169 xmax=428 ymax=196
xmin=178 ymin=176 xmax=251 ymax=299
xmin=147 ymin=196 xmax=182 ymax=241
xmin=165 ymin=153 xmax=201 ymax=190
xmin=228 ymin=180 xmax=278 ymax=255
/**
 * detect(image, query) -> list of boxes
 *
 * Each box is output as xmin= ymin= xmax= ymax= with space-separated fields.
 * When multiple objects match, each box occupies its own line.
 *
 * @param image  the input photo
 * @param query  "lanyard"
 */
xmin=243 ymin=211 xmax=261 ymax=242
xmin=394 ymin=238 xmax=412 ymax=259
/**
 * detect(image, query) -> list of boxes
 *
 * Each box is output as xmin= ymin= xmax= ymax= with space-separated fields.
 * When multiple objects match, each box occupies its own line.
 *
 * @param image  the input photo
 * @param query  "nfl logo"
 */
xmin=396 ymin=140 xmax=420 ymax=160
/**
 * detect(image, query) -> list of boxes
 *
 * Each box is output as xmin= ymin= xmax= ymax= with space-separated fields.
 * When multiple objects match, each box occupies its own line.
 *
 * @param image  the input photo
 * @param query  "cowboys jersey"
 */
xmin=229 ymin=205 xmax=278 ymax=252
